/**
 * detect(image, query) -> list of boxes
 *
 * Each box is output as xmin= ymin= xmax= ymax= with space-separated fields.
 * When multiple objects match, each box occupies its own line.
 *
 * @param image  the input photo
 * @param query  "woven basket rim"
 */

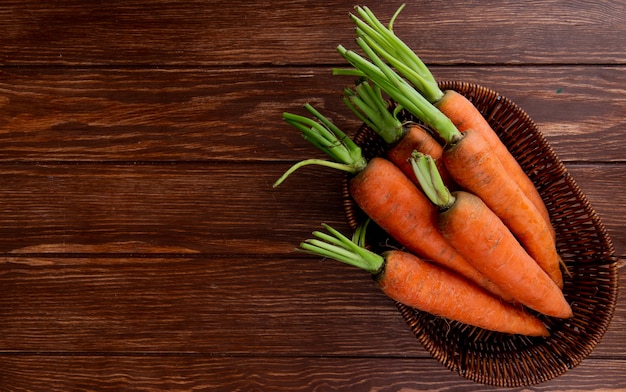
xmin=342 ymin=81 xmax=619 ymax=387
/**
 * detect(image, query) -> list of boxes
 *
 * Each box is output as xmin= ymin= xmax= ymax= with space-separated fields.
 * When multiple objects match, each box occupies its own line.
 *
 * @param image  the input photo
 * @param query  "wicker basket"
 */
xmin=342 ymin=81 xmax=619 ymax=387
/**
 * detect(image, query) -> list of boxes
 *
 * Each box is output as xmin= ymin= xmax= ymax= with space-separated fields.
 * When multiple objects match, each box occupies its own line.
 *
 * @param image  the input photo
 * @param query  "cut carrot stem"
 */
xmin=343 ymin=80 xmax=457 ymax=189
xmin=275 ymin=105 xmax=513 ymax=301
xmin=350 ymin=4 xmax=554 ymax=236
xmin=342 ymin=80 xmax=404 ymax=145
xmin=335 ymin=40 xmax=462 ymax=145
xmin=410 ymin=153 xmax=571 ymax=318
xmin=301 ymin=224 xmax=549 ymax=337
xmin=273 ymin=104 xmax=367 ymax=188
xmin=350 ymin=5 xmax=443 ymax=103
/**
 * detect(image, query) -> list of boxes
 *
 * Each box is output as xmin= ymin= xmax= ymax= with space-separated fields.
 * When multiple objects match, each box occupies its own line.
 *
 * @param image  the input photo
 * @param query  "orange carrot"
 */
xmin=386 ymin=125 xmax=456 ymax=188
xmin=335 ymin=41 xmax=564 ymax=288
xmin=300 ymin=224 xmax=549 ymax=337
xmin=343 ymin=80 xmax=457 ymax=190
xmin=274 ymin=104 xmax=513 ymax=302
xmin=347 ymin=4 xmax=554 ymax=236
xmin=435 ymin=90 xmax=554 ymax=236
xmin=349 ymin=157 xmax=512 ymax=301
xmin=442 ymin=129 xmax=564 ymax=289
xmin=411 ymin=153 xmax=571 ymax=318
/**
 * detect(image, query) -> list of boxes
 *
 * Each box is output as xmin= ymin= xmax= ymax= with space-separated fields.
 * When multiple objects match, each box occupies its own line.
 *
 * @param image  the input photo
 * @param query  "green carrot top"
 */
xmin=409 ymin=151 xmax=455 ymax=210
xmin=343 ymin=79 xmax=406 ymax=145
xmin=273 ymin=104 xmax=367 ymax=188
xmin=299 ymin=222 xmax=384 ymax=275
xmin=350 ymin=4 xmax=445 ymax=104
xmin=334 ymin=38 xmax=462 ymax=145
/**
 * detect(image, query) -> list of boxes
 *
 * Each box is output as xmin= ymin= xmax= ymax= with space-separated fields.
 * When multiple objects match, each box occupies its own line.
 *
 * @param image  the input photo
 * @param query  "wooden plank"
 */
xmin=0 ymin=256 xmax=422 ymax=355
xmin=0 ymin=163 xmax=350 ymax=255
xmin=0 ymin=1 xmax=622 ymax=390
xmin=0 ymin=256 xmax=623 ymax=357
xmin=0 ymin=66 xmax=624 ymax=163
xmin=0 ymin=67 xmax=361 ymax=163
xmin=0 ymin=164 xmax=624 ymax=256
xmin=429 ymin=66 xmax=626 ymax=164
xmin=566 ymin=165 xmax=626 ymax=258
xmin=1 ymin=0 xmax=625 ymax=66
xmin=0 ymin=355 xmax=625 ymax=391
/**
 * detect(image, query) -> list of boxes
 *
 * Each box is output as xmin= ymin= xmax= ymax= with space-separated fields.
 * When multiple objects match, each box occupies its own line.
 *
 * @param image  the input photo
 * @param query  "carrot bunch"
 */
xmin=274 ymin=105 xmax=510 ymax=302
xmin=347 ymin=4 xmax=553 ymax=236
xmin=272 ymin=4 xmax=572 ymax=337
xmin=334 ymin=7 xmax=565 ymax=289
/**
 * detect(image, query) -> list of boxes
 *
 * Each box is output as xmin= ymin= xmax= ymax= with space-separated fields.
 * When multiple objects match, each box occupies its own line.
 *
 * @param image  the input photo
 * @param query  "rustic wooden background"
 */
xmin=0 ymin=1 xmax=624 ymax=390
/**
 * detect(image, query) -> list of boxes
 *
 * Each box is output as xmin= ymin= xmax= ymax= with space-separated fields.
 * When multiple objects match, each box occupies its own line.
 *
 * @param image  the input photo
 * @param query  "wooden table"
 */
xmin=1 ymin=1 xmax=624 ymax=390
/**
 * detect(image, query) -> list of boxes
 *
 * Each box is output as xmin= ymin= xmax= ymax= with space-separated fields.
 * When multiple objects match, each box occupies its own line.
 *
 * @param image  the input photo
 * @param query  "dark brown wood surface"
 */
xmin=0 ymin=1 xmax=624 ymax=390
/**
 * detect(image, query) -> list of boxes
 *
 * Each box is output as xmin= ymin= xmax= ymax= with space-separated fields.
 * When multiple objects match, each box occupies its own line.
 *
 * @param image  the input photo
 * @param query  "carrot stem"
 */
xmin=332 ymin=68 xmax=367 ymax=78
xmin=274 ymin=104 xmax=368 ymax=187
xmin=351 ymin=218 xmax=372 ymax=248
xmin=335 ymin=39 xmax=462 ymax=145
xmin=273 ymin=159 xmax=360 ymax=188
xmin=300 ymin=224 xmax=384 ymax=274
xmin=410 ymin=152 xmax=455 ymax=209
xmin=343 ymin=80 xmax=405 ymax=144
xmin=351 ymin=5 xmax=444 ymax=103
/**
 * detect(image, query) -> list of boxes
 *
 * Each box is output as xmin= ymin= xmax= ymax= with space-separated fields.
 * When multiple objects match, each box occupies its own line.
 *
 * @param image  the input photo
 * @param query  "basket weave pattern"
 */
xmin=342 ymin=81 xmax=619 ymax=387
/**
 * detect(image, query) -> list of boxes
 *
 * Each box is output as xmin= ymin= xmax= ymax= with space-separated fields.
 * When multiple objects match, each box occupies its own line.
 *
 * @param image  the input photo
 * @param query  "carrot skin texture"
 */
xmin=349 ymin=157 xmax=513 ymax=301
xmin=438 ymin=191 xmax=572 ymax=319
xmin=435 ymin=90 xmax=554 ymax=237
xmin=442 ymin=129 xmax=564 ymax=289
xmin=386 ymin=125 xmax=457 ymax=190
xmin=377 ymin=250 xmax=549 ymax=336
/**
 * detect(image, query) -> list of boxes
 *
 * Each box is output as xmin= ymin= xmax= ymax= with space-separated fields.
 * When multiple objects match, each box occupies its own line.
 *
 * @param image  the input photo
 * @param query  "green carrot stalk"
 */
xmin=335 ymin=38 xmax=462 ymax=145
xmin=343 ymin=79 xmax=458 ymax=190
xmin=350 ymin=5 xmax=444 ymax=103
xmin=273 ymin=104 xmax=367 ymax=187
xmin=343 ymin=80 xmax=406 ymax=144
xmin=343 ymin=80 xmax=406 ymax=145
xmin=300 ymin=223 xmax=384 ymax=274
xmin=409 ymin=152 xmax=455 ymax=209
xmin=334 ymin=4 xmax=445 ymax=109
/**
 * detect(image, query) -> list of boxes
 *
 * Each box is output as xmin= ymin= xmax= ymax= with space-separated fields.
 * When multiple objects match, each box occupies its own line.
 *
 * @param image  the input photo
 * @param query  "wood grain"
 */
xmin=0 ymin=163 xmax=349 ymax=255
xmin=1 ymin=0 xmax=625 ymax=390
xmin=1 ymin=356 xmax=626 ymax=391
xmin=0 ymin=164 xmax=623 ymax=257
xmin=1 ymin=0 xmax=625 ymax=66
xmin=0 ymin=256 xmax=417 ymax=355
xmin=0 ymin=256 xmax=623 ymax=356
xmin=0 ymin=66 xmax=624 ymax=162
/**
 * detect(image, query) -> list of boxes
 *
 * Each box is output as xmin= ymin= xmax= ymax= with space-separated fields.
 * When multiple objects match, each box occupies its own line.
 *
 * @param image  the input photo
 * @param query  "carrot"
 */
xmin=434 ymin=90 xmax=554 ymax=238
xmin=273 ymin=104 xmax=513 ymax=302
xmin=443 ymin=129 xmax=564 ymax=289
xmin=300 ymin=223 xmax=549 ymax=337
xmin=411 ymin=153 xmax=571 ymax=319
xmin=349 ymin=156 xmax=506 ymax=299
xmin=343 ymin=80 xmax=457 ymax=189
xmin=335 ymin=39 xmax=565 ymax=289
xmin=348 ymin=4 xmax=554 ymax=236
